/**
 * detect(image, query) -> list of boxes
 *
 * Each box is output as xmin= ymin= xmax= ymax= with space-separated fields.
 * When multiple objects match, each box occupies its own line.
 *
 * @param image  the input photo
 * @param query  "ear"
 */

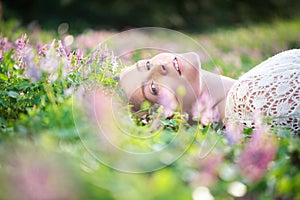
xmin=179 ymin=52 xmax=201 ymax=69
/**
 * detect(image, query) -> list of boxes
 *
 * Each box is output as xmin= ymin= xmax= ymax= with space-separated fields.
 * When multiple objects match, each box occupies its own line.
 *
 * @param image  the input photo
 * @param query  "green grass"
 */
xmin=0 ymin=18 xmax=300 ymax=200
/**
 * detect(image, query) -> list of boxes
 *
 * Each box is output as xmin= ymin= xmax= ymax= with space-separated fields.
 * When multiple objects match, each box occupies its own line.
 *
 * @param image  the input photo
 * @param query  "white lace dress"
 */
xmin=225 ymin=49 xmax=300 ymax=134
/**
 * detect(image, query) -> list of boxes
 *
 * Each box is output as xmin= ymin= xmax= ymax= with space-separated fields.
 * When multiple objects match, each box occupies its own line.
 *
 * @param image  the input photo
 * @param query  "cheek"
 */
xmin=160 ymin=77 xmax=198 ymax=114
xmin=158 ymin=87 xmax=178 ymax=115
xmin=119 ymin=66 xmax=147 ymax=96
xmin=128 ymin=87 xmax=146 ymax=111
xmin=144 ymin=87 xmax=159 ymax=103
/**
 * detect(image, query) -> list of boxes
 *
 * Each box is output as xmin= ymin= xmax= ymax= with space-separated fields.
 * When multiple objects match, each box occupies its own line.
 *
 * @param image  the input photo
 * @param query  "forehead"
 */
xmin=136 ymin=53 xmax=175 ymax=66
xmin=151 ymin=53 xmax=175 ymax=60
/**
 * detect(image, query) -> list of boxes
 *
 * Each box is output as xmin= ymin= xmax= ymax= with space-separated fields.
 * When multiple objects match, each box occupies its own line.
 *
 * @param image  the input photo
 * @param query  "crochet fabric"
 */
xmin=225 ymin=49 xmax=300 ymax=134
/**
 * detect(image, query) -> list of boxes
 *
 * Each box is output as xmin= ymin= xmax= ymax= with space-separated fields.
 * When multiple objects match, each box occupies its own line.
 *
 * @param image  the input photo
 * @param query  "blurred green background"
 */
xmin=2 ymin=0 xmax=300 ymax=32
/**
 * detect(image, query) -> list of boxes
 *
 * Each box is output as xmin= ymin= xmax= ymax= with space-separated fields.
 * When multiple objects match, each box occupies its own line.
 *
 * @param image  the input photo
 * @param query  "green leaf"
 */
xmin=0 ymin=73 xmax=8 ymax=81
xmin=7 ymin=91 xmax=19 ymax=99
xmin=0 ymin=98 xmax=7 ymax=108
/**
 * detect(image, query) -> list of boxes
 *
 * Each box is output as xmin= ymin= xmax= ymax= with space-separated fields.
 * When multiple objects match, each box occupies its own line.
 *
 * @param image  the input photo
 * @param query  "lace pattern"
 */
xmin=225 ymin=49 xmax=300 ymax=134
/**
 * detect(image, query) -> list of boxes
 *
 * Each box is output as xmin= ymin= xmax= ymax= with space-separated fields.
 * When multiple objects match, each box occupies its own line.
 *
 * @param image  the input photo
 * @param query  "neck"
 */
xmin=198 ymin=70 xmax=237 ymax=120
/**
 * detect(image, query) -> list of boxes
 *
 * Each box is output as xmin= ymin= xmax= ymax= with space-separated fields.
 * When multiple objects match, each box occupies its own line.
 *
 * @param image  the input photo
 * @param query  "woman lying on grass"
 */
xmin=117 ymin=49 xmax=300 ymax=134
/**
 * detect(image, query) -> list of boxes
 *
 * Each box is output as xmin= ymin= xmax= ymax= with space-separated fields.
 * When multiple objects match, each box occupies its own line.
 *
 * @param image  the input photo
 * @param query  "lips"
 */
xmin=173 ymin=57 xmax=182 ymax=76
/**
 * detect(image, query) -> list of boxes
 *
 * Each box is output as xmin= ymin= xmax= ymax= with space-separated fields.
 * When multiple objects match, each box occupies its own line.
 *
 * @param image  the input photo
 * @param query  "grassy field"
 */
xmin=0 ymin=18 xmax=300 ymax=200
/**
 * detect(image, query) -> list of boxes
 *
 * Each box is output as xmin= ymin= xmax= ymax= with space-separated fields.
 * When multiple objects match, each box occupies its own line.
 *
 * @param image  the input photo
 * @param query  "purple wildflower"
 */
xmin=238 ymin=124 xmax=278 ymax=182
xmin=0 ymin=50 xmax=3 ymax=62
xmin=69 ymin=49 xmax=85 ymax=70
xmin=24 ymin=47 xmax=41 ymax=82
xmin=36 ymin=41 xmax=47 ymax=56
xmin=84 ymin=51 xmax=95 ymax=66
xmin=110 ymin=52 xmax=119 ymax=73
xmin=62 ymin=35 xmax=73 ymax=54
xmin=57 ymin=40 xmax=67 ymax=57
xmin=98 ymin=46 xmax=108 ymax=64
xmin=40 ymin=45 xmax=60 ymax=74
xmin=14 ymin=34 xmax=28 ymax=53
xmin=192 ymin=152 xmax=224 ymax=187
xmin=224 ymin=121 xmax=244 ymax=145
xmin=38 ymin=40 xmax=70 ymax=82
xmin=75 ymin=49 xmax=84 ymax=62
xmin=13 ymin=34 xmax=29 ymax=69
xmin=0 ymin=36 xmax=12 ymax=52
xmin=83 ymin=47 xmax=112 ymax=77
xmin=85 ymin=48 xmax=104 ymax=66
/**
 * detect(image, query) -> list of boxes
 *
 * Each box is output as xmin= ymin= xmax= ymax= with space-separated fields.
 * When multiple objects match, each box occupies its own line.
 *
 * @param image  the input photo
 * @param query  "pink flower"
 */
xmin=14 ymin=34 xmax=28 ymax=53
xmin=224 ymin=121 xmax=244 ymax=145
xmin=58 ymin=40 xmax=68 ymax=56
xmin=13 ymin=34 xmax=29 ymax=69
xmin=192 ymin=91 xmax=220 ymax=125
xmin=39 ymin=40 xmax=70 ymax=82
xmin=0 ymin=36 xmax=12 ymax=52
xmin=0 ymin=50 xmax=3 ymax=62
xmin=36 ymin=41 xmax=47 ymax=56
xmin=75 ymin=49 xmax=84 ymax=62
xmin=85 ymin=48 xmax=105 ymax=65
xmin=5 ymin=149 xmax=79 ymax=200
xmin=192 ymin=152 xmax=224 ymax=187
xmin=238 ymin=124 xmax=278 ymax=182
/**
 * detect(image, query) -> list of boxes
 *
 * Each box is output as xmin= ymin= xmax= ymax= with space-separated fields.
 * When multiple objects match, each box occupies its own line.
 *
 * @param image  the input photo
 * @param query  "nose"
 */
xmin=113 ymin=74 xmax=120 ymax=81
